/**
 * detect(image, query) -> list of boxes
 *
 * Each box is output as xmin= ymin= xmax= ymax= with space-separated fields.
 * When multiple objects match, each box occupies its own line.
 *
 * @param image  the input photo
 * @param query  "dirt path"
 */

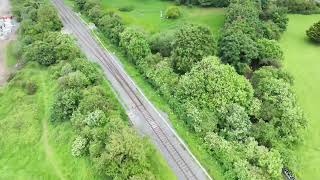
xmin=40 ymin=77 xmax=65 ymax=180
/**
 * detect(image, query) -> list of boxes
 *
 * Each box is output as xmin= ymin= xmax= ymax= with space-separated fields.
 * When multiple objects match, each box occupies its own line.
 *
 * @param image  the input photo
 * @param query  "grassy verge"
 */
xmin=280 ymin=14 xmax=320 ymax=179
xmin=0 ymin=62 xmax=99 ymax=179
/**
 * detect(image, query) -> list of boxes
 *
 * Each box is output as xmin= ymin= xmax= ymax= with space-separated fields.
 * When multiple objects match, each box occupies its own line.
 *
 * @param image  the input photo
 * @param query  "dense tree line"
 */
xmin=218 ymin=0 xmax=288 ymax=75
xmin=74 ymin=0 xmax=306 ymax=179
xmin=12 ymin=1 xmax=159 ymax=179
xmin=277 ymin=0 xmax=320 ymax=14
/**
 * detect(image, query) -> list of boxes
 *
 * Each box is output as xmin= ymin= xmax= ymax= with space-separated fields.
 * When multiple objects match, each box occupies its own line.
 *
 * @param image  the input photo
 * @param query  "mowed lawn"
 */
xmin=280 ymin=14 xmax=320 ymax=179
xmin=0 ymin=62 xmax=100 ymax=179
xmin=100 ymin=0 xmax=225 ymax=36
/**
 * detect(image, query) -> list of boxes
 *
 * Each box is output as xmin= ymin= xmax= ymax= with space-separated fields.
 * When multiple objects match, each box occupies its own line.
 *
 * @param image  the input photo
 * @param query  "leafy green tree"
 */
xmin=218 ymin=28 xmax=258 ymax=73
xmin=256 ymin=38 xmax=283 ymax=67
xmin=218 ymin=104 xmax=252 ymax=141
xmin=94 ymin=127 xmax=155 ymax=179
xmin=171 ymin=24 xmax=215 ymax=74
xmin=120 ymin=28 xmax=151 ymax=64
xmin=261 ymin=21 xmax=282 ymax=40
xmin=149 ymin=31 xmax=174 ymax=57
xmin=99 ymin=12 xmax=124 ymax=45
xmin=204 ymin=133 xmax=283 ymax=179
xmin=45 ymin=32 xmax=82 ymax=62
xmin=88 ymin=5 xmax=104 ymax=24
xmin=24 ymin=41 xmax=55 ymax=65
xmin=225 ymin=0 xmax=260 ymax=25
xmin=58 ymin=71 xmax=90 ymax=89
xmin=260 ymin=4 xmax=288 ymax=33
xmin=72 ymin=58 xmax=102 ymax=84
xmin=253 ymin=77 xmax=306 ymax=147
xmin=74 ymin=0 xmax=86 ymax=11
xmin=175 ymin=56 xmax=254 ymax=133
xmin=306 ymin=20 xmax=320 ymax=43
xmin=36 ymin=4 xmax=62 ymax=32
xmin=77 ymin=86 xmax=112 ymax=115
xmin=138 ymin=54 xmax=179 ymax=98
xmin=51 ymin=89 xmax=82 ymax=122
xmin=251 ymin=66 xmax=293 ymax=88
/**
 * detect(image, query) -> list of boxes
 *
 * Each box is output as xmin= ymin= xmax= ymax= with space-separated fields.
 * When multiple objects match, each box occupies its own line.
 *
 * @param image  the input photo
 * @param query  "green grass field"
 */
xmin=0 ymin=62 xmax=100 ymax=179
xmin=280 ymin=14 xmax=320 ymax=179
xmin=100 ymin=0 xmax=225 ymax=36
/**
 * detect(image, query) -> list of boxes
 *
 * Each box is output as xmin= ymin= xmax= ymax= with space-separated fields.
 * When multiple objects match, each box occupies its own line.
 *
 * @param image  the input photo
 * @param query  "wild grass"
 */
xmin=0 ymin=62 xmax=99 ymax=179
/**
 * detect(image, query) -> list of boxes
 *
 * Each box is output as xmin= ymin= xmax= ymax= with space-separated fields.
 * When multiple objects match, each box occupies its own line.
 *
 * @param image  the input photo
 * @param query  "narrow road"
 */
xmin=51 ymin=0 xmax=212 ymax=179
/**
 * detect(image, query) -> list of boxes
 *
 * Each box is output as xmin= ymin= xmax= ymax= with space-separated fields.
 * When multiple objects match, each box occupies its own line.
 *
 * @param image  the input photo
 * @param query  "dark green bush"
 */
xmin=98 ymin=12 xmax=125 ymax=45
xmin=306 ymin=20 xmax=320 ymax=42
xmin=118 ymin=5 xmax=135 ymax=12
xmin=149 ymin=31 xmax=174 ymax=57
xmin=72 ymin=58 xmax=102 ymax=84
xmin=23 ymin=80 xmax=38 ymax=95
xmin=277 ymin=0 xmax=320 ymax=14
xmin=50 ymin=89 xmax=82 ymax=122
xmin=120 ymin=28 xmax=151 ymax=64
xmin=165 ymin=6 xmax=181 ymax=19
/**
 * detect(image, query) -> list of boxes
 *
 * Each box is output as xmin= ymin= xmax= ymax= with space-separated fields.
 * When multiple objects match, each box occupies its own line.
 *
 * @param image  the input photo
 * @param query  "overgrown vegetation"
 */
xmin=74 ymin=0 xmax=307 ymax=179
xmin=8 ymin=0 xmax=175 ymax=179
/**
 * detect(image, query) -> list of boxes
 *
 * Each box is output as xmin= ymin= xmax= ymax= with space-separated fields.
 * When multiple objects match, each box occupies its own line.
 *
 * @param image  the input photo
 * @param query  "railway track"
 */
xmin=51 ymin=0 xmax=211 ymax=179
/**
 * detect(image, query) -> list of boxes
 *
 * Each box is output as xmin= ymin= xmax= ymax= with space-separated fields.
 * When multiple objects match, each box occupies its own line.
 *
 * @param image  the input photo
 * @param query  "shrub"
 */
xmin=256 ymin=38 xmax=283 ymax=67
xmin=120 ymin=28 xmax=151 ymax=64
xmin=88 ymin=5 xmax=104 ymax=24
xmin=23 ymin=80 xmax=38 ymax=95
xmin=98 ymin=12 xmax=124 ymax=45
xmin=218 ymin=104 xmax=251 ymax=141
xmin=24 ymin=41 xmax=56 ymax=66
xmin=218 ymin=28 xmax=258 ymax=72
xmin=118 ymin=5 xmax=134 ymax=12
xmin=277 ymin=0 xmax=319 ymax=14
xmin=58 ymin=71 xmax=90 ymax=89
xmin=50 ymin=89 xmax=82 ymax=122
xmin=72 ymin=58 xmax=101 ymax=84
xmin=84 ymin=110 xmax=107 ymax=127
xmin=165 ymin=6 xmax=181 ymax=19
xmin=60 ymin=63 xmax=73 ymax=76
xmin=36 ymin=4 xmax=63 ymax=32
xmin=44 ymin=32 xmax=82 ymax=62
xmin=253 ymin=76 xmax=306 ymax=147
xmin=71 ymin=136 xmax=88 ymax=157
xmin=149 ymin=31 xmax=174 ymax=57
xmin=94 ymin=127 xmax=155 ymax=179
xmin=306 ymin=20 xmax=320 ymax=42
xmin=77 ymin=86 xmax=112 ymax=115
